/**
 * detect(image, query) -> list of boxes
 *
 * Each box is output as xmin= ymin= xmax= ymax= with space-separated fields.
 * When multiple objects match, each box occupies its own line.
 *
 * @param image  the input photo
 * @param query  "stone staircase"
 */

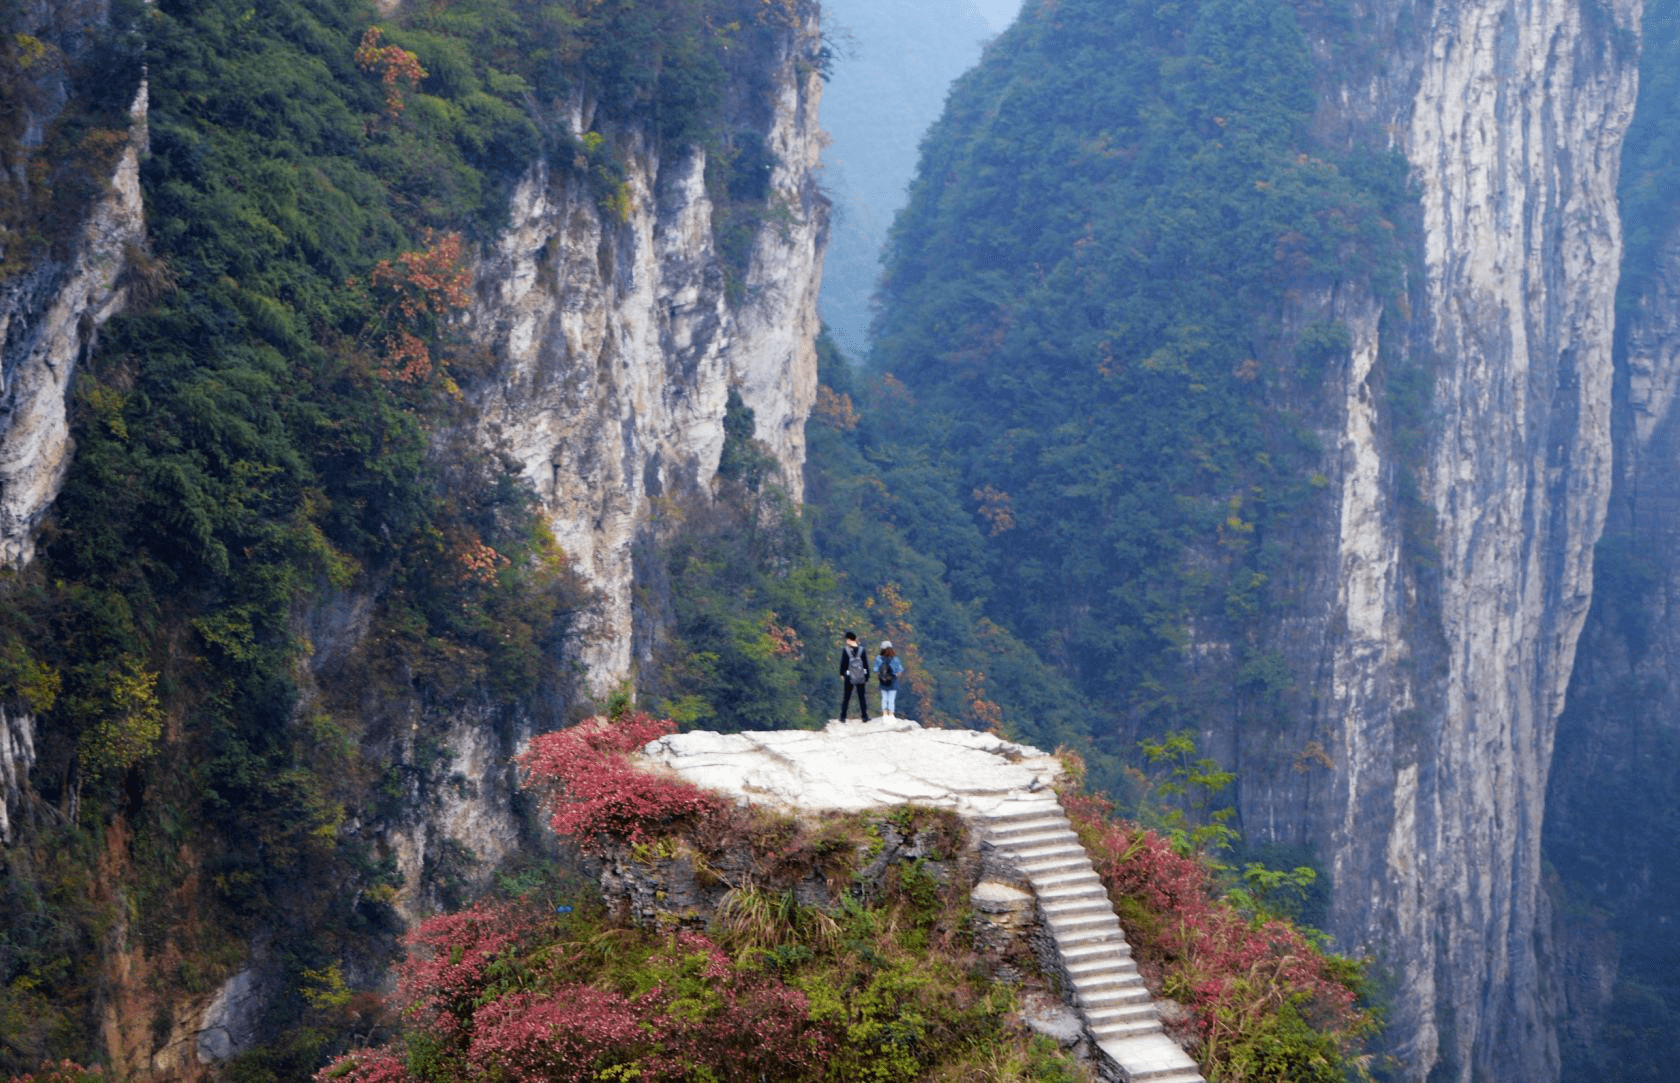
xmin=981 ymin=797 xmax=1206 ymax=1083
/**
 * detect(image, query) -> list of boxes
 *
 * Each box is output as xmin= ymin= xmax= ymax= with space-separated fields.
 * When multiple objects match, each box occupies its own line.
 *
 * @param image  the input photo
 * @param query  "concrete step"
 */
xmin=1060 ymin=938 xmax=1135 ymax=960
xmin=1045 ymin=916 xmax=1124 ymax=939
xmin=985 ymin=813 xmax=1073 ymax=833
xmin=1066 ymin=956 xmax=1141 ymax=980
xmin=1037 ymin=884 xmax=1116 ymax=905
xmin=1063 ymin=940 xmax=1135 ymax=962
xmin=1086 ymin=1004 xmax=1160 ymax=1030
xmin=1043 ymin=908 xmax=1122 ymax=933
xmin=1001 ymin=832 xmax=1081 ymax=856
xmin=1077 ymin=984 xmax=1156 ymax=1009
xmin=1041 ymin=899 xmax=1120 ymax=921
xmin=1017 ymin=852 xmax=1092 ymax=874
xmin=1067 ymin=967 xmax=1152 ymax=994
xmin=986 ymin=821 xmax=1077 ymax=842
xmin=1076 ymin=976 xmax=1153 ymax=999
xmin=1053 ymin=928 xmax=1132 ymax=953
xmin=1091 ymin=1017 xmax=1167 ymax=1042
xmin=981 ymin=802 xmax=1061 ymax=829
xmin=1035 ymin=872 xmax=1108 ymax=895
xmin=1040 ymin=893 xmax=1116 ymax=914
xmin=1096 ymin=1034 xmax=1204 ymax=1082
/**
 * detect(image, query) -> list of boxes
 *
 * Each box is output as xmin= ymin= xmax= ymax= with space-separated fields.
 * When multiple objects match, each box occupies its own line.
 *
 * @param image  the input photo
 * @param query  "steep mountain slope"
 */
xmin=0 ymin=0 xmax=827 ymax=1073
xmin=862 ymin=0 xmax=1638 ymax=1078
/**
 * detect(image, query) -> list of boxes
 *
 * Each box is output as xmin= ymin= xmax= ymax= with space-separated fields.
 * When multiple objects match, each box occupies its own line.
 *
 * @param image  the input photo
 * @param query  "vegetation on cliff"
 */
xmin=312 ymin=712 xmax=1374 ymax=1082
xmin=0 ymin=0 xmax=815 ymax=1073
xmin=0 ymin=0 xmax=1394 ymax=1075
xmin=842 ymin=0 xmax=1412 ymax=759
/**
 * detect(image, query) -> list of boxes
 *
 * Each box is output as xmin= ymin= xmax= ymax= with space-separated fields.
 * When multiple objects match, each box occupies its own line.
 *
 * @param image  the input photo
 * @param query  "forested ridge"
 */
xmin=837 ymin=0 xmax=1414 ymax=769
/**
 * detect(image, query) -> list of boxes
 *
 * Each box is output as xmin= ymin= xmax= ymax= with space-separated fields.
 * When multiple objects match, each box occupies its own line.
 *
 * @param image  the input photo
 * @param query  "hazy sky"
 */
xmin=972 ymin=0 xmax=1023 ymax=30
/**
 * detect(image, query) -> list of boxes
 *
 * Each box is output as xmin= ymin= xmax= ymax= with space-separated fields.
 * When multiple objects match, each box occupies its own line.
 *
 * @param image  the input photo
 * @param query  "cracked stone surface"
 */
xmin=637 ymin=717 xmax=1063 ymax=814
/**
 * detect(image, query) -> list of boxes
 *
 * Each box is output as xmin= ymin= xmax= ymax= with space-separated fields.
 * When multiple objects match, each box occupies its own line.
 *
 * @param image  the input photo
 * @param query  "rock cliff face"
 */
xmin=0 ymin=76 xmax=147 ymax=568
xmin=1542 ymin=136 xmax=1680 ymax=1073
xmin=466 ymin=10 xmax=828 ymax=692
xmin=0 ymin=3 xmax=147 ymax=848
xmin=1239 ymin=0 xmax=1640 ymax=1077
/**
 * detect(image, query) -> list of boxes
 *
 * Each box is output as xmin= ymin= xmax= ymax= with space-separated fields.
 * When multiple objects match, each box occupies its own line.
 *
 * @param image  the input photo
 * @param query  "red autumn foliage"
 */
xmin=319 ymin=914 xmax=825 ymax=1083
xmin=454 ymin=536 xmax=507 ymax=585
xmin=1063 ymin=793 xmax=1368 ymax=1059
xmin=6 ymin=1063 xmax=103 ymax=1083
xmin=396 ymin=900 xmax=534 ymax=1041
xmin=315 ymin=1047 xmax=410 ymax=1083
xmin=516 ymin=713 xmax=725 ymax=853
xmin=467 ymin=988 xmax=646 ymax=1083
xmin=369 ymin=233 xmax=473 ymax=323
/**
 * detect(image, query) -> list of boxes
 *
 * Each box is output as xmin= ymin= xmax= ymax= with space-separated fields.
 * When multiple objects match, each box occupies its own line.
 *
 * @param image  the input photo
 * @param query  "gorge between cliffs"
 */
xmin=2 ymin=0 xmax=1678 ymax=1080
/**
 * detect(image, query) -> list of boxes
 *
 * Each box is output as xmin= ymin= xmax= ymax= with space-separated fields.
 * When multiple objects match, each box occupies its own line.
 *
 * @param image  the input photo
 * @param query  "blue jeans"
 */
xmin=881 ymin=687 xmax=898 ymax=714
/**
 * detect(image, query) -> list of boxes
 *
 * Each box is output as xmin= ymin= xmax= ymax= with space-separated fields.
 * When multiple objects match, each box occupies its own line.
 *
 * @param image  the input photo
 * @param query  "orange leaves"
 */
xmin=370 ymin=232 xmax=472 ymax=320
xmin=972 ymin=485 xmax=1016 ymax=536
xmin=356 ymin=27 xmax=427 ymax=117
xmin=812 ymin=385 xmax=859 ymax=431
xmin=357 ymin=232 xmax=472 ymax=386
xmin=456 ymin=538 xmax=508 ymax=586
xmin=962 ymin=669 xmax=1004 ymax=734
xmin=764 ymin=618 xmax=803 ymax=657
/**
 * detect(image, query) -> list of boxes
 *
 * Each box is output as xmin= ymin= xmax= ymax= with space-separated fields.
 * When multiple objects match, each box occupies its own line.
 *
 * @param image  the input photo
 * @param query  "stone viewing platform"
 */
xmin=638 ymin=715 xmax=1063 ymax=814
xmin=637 ymin=718 xmax=1207 ymax=1083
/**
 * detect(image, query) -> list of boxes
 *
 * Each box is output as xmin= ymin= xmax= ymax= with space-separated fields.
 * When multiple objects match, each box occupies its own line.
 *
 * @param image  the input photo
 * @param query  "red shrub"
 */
xmin=634 ymin=930 xmax=829 ymax=1080
xmin=395 ymin=901 xmax=533 ymax=1039
xmin=314 ymin=1047 xmax=411 ymax=1083
xmin=7 ymin=1063 xmax=103 ymax=1083
xmin=517 ymin=714 xmax=724 ymax=852
xmin=467 ymin=988 xmax=646 ymax=1083
xmin=1064 ymin=798 xmax=1369 ymax=1061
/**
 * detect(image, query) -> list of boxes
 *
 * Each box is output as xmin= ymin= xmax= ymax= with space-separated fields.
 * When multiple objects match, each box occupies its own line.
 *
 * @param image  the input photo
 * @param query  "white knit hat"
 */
xmin=881 ymin=640 xmax=892 ymax=649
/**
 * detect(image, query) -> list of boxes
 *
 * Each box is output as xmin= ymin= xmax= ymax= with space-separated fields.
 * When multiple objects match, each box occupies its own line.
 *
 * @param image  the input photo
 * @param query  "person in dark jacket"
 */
xmin=838 ymin=631 xmax=870 ymax=722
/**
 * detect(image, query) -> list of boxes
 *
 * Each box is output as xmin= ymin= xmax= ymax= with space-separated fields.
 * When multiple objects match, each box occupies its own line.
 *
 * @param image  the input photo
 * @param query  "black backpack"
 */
xmin=878 ymin=656 xmax=896 ymax=687
xmin=846 ymin=646 xmax=867 ymax=684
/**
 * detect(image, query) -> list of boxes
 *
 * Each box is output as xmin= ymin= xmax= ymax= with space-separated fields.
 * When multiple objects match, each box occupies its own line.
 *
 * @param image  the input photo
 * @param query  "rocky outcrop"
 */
xmin=467 ymin=7 xmax=828 ymax=694
xmin=628 ymin=718 xmax=1203 ymax=1082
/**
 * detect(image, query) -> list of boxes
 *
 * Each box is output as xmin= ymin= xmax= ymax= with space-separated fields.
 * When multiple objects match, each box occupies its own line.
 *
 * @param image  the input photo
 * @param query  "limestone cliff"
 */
xmin=466 ymin=9 xmax=828 ymax=693
xmin=0 ymin=2 xmax=147 ymax=853
xmin=0 ymin=2 xmax=147 ymax=569
xmin=191 ymin=11 xmax=831 ymax=1061
xmin=1234 ymin=0 xmax=1639 ymax=1077
xmin=1541 ymin=69 xmax=1680 ymax=1072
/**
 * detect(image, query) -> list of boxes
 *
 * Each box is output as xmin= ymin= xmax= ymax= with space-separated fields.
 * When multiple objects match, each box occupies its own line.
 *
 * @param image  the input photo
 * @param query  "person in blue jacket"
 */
xmin=874 ymin=641 xmax=904 ymax=717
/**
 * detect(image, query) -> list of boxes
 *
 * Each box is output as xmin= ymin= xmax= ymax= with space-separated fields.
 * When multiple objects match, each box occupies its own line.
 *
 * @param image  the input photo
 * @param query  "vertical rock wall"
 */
xmin=1399 ymin=0 xmax=1631 ymax=1070
xmin=466 ymin=10 xmax=827 ymax=694
xmin=1543 ymin=185 xmax=1680 ymax=1070
xmin=1246 ymin=0 xmax=1639 ymax=1078
xmin=0 ymin=84 xmax=147 ymax=569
